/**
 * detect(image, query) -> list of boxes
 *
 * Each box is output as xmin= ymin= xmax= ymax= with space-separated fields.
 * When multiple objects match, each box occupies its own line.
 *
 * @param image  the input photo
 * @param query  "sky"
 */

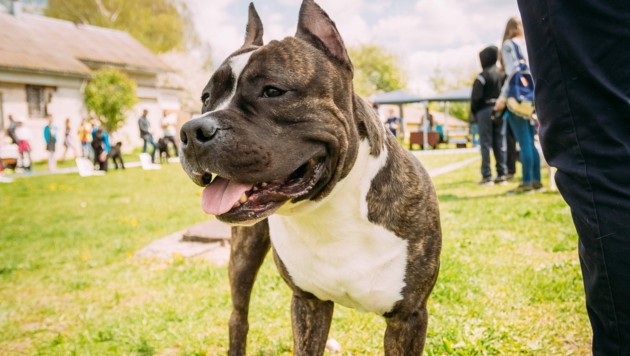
xmin=185 ymin=0 xmax=521 ymax=96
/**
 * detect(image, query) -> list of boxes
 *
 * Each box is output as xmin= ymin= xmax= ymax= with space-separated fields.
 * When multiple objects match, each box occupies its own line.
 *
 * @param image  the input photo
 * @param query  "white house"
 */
xmin=0 ymin=5 xmax=182 ymax=161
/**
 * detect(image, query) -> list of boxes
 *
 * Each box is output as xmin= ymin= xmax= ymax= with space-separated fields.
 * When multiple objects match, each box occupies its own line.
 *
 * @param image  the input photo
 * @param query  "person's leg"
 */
xmin=492 ymin=117 xmax=507 ymax=178
xmin=149 ymin=137 xmax=157 ymax=163
xmin=142 ymin=138 xmax=148 ymax=153
xmin=507 ymin=114 xmax=534 ymax=185
xmin=48 ymin=151 xmax=56 ymax=171
xmin=519 ymin=1 xmax=630 ymax=354
xmin=477 ymin=107 xmax=493 ymax=182
xmin=505 ymin=121 xmax=517 ymax=177
xmin=528 ymin=123 xmax=541 ymax=184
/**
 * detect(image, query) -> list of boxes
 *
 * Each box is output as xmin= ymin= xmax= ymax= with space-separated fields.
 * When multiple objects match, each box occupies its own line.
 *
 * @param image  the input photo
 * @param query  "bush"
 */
xmin=84 ymin=68 xmax=138 ymax=133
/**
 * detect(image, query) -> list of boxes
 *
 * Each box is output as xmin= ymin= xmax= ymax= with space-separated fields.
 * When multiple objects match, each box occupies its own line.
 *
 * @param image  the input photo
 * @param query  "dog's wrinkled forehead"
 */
xmin=204 ymin=48 xmax=257 ymax=113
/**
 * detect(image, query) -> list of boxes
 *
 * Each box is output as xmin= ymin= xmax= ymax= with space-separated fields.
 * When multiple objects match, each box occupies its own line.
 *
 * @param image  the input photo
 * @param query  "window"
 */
xmin=26 ymin=85 xmax=49 ymax=118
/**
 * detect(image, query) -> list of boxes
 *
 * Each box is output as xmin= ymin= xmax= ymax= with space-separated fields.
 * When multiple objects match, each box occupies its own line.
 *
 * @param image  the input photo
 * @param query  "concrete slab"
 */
xmin=135 ymin=220 xmax=232 ymax=266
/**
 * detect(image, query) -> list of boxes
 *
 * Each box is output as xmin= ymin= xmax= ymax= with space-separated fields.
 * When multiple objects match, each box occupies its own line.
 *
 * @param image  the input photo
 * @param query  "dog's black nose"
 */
xmin=180 ymin=118 xmax=220 ymax=148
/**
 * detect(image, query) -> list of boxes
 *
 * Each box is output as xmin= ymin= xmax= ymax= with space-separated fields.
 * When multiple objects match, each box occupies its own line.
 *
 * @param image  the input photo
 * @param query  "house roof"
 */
xmin=0 ymin=12 xmax=170 ymax=77
xmin=371 ymin=88 xmax=472 ymax=105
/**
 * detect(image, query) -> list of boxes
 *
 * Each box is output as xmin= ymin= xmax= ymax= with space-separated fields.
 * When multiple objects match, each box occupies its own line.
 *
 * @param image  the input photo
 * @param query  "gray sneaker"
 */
xmin=477 ymin=178 xmax=494 ymax=186
xmin=507 ymin=184 xmax=534 ymax=195
xmin=532 ymin=182 xmax=546 ymax=193
xmin=494 ymin=176 xmax=509 ymax=186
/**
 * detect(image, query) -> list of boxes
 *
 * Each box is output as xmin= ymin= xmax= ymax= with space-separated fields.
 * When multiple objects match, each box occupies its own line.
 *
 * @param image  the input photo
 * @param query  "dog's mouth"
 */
xmin=200 ymin=157 xmax=326 ymax=223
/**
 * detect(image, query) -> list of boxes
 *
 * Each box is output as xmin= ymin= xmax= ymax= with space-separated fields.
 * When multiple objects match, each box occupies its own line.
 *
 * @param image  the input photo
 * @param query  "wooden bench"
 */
xmin=409 ymin=131 xmax=440 ymax=150
xmin=447 ymin=130 xmax=469 ymax=148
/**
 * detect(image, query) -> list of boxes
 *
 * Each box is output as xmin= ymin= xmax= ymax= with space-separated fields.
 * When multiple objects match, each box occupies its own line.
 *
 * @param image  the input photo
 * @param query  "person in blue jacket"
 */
xmin=43 ymin=116 xmax=58 ymax=171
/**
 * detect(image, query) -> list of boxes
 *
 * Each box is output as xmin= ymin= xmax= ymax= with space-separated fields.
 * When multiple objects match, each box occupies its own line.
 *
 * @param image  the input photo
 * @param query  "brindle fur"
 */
xmin=180 ymin=1 xmax=441 ymax=355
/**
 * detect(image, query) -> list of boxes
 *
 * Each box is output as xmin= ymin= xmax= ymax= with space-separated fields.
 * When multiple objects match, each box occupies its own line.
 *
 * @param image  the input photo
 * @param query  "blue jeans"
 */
xmin=142 ymin=135 xmax=157 ymax=162
xmin=506 ymin=112 xmax=540 ymax=185
xmin=519 ymin=1 xmax=630 ymax=353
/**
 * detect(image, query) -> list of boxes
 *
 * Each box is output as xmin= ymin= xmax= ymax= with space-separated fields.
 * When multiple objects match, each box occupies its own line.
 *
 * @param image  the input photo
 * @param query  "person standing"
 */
xmin=138 ymin=109 xmax=157 ymax=163
xmin=60 ymin=117 xmax=77 ymax=162
xmin=385 ymin=109 xmax=401 ymax=138
xmin=6 ymin=115 xmax=18 ymax=144
xmin=471 ymin=45 xmax=507 ymax=185
xmin=77 ymin=118 xmax=92 ymax=159
xmin=160 ymin=110 xmax=179 ymax=157
xmin=14 ymin=120 xmax=32 ymax=171
xmin=43 ymin=116 xmax=58 ymax=171
xmin=494 ymin=17 xmax=543 ymax=194
xmin=518 ymin=1 xmax=630 ymax=354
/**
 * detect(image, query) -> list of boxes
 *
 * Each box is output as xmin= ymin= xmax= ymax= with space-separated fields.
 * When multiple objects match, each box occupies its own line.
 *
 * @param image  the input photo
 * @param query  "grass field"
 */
xmin=0 ymin=151 xmax=591 ymax=355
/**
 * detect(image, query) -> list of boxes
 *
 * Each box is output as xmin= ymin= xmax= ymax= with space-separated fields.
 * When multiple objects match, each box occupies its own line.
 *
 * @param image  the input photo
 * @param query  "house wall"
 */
xmin=1 ymin=70 xmax=183 ymax=164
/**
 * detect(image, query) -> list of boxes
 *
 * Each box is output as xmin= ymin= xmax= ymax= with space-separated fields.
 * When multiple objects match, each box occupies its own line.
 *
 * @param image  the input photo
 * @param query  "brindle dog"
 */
xmin=179 ymin=1 xmax=441 ymax=355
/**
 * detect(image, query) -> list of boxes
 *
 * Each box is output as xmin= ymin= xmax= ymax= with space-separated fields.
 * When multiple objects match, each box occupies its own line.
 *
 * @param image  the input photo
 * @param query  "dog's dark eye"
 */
xmin=262 ymin=86 xmax=286 ymax=98
xmin=202 ymin=94 xmax=210 ymax=107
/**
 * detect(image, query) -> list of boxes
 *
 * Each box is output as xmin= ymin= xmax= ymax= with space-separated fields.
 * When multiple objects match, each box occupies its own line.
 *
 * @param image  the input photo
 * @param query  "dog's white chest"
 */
xmin=269 ymin=141 xmax=408 ymax=314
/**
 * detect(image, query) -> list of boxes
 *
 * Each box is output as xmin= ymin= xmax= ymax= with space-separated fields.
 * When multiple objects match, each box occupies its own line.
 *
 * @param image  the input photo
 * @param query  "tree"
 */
xmin=428 ymin=67 xmax=477 ymax=122
xmin=159 ymin=44 xmax=214 ymax=113
xmin=348 ymin=44 xmax=408 ymax=98
xmin=45 ymin=0 xmax=195 ymax=53
xmin=84 ymin=68 xmax=138 ymax=133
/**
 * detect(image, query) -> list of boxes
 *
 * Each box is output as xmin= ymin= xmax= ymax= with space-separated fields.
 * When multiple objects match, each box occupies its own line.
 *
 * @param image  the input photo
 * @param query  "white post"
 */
xmin=423 ymin=102 xmax=429 ymax=149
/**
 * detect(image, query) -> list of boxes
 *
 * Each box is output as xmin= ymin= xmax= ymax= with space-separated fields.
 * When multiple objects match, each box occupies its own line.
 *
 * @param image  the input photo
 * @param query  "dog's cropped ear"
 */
xmin=242 ymin=3 xmax=264 ymax=47
xmin=295 ymin=0 xmax=352 ymax=71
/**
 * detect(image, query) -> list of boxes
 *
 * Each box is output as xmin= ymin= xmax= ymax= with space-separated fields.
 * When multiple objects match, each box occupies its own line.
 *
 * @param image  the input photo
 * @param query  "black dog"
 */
xmin=157 ymin=138 xmax=170 ymax=163
xmin=109 ymin=142 xmax=125 ymax=170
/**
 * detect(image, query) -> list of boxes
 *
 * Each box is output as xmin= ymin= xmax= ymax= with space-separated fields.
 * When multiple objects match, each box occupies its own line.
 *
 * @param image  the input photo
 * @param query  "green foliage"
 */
xmin=0 ymin=154 xmax=590 ymax=354
xmin=45 ymin=0 xmax=194 ymax=53
xmin=84 ymin=68 xmax=138 ymax=133
xmin=348 ymin=43 xmax=408 ymax=98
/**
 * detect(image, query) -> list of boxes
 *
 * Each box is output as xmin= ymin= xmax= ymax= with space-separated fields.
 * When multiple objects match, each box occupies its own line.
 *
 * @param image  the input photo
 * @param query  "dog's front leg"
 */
xmin=228 ymin=220 xmax=270 ymax=356
xmin=383 ymin=305 xmax=429 ymax=355
xmin=291 ymin=293 xmax=334 ymax=356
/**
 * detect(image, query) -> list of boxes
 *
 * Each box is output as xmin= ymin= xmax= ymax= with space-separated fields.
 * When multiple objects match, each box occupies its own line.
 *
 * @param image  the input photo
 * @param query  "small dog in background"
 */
xmin=109 ymin=142 xmax=125 ymax=169
xmin=157 ymin=138 xmax=170 ymax=163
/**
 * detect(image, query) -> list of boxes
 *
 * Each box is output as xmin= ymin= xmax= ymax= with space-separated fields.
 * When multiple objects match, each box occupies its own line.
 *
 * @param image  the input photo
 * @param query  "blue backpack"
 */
xmin=506 ymin=40 xmax=535 ymax=119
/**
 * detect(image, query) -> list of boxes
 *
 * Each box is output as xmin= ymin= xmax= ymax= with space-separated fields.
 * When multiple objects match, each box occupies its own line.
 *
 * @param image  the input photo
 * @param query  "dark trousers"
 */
xmin=477 ymin=106 xmax=506 ymax=180
xmin=519 ymin=1 xmax=630 ymax=354
xmin=505 ymin=122 xmax=517 ymax=175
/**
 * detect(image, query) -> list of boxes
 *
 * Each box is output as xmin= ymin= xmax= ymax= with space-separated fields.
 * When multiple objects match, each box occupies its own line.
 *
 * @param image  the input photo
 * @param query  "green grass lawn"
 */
xmin=0 ymin=154 xmax=590 ymax=355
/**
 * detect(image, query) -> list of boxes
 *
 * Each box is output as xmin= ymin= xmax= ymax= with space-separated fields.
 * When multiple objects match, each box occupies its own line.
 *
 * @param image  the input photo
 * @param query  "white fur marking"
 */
xmin=215 ymin=51 xmax=255 ymax=111
xmin=269 ymin=140 xmax=408 ymax=314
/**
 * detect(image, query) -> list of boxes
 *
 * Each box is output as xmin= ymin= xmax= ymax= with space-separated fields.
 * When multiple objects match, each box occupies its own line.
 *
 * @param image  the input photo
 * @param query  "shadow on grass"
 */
xmin=439 ymin=190 xmax=559 ymax=202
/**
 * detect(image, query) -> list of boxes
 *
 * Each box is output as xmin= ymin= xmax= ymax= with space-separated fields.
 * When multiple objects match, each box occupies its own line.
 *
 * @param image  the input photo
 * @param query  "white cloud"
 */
xmin=183 ymin=0 xmax=520 ymax=97
xmin=186 ymin=0 xmax=243 ymax=64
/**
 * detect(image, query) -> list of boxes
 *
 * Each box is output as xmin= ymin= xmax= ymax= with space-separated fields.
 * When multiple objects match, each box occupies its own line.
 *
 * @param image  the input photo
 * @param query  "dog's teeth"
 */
xmin=261 ymin=182 xmax=268 ymax=187
xmin=252 ymin=186 xmax=258 ymax=192
xmin=239 ymin=193 xmax=248 ymax=204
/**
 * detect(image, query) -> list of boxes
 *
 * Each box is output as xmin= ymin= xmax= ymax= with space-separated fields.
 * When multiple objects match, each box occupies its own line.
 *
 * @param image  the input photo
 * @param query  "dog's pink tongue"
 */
xmin=201 ymin=177 xmax=252 ymax=215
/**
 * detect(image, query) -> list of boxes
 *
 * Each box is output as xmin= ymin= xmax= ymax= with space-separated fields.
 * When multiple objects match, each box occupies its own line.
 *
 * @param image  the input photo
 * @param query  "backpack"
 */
xmin=506 ymin=40 xmax=535 ymax=119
